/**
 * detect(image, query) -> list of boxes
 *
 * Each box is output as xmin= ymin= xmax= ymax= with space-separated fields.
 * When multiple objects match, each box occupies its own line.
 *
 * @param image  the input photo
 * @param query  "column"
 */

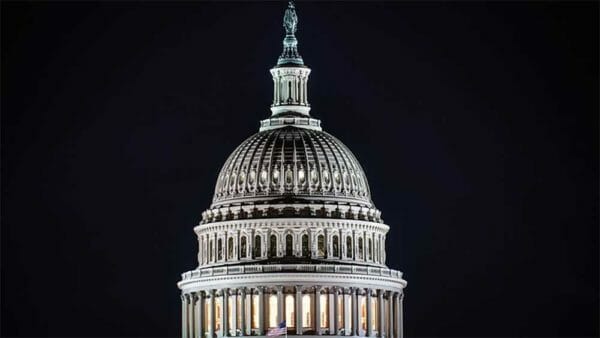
xmin=303 ymin=77 xmax=307 ymax=103
xmin=398 ymin=293 xmax=404 ymax=338
xmin=222 ymin=289 xmax=229 ymax=337
xmin=240 ymin=288 xmax=247 ymax=336
xmin=197 ymin=292 xmax=204 ymax=338
xmin=315 ymin=286 xmax=321 ymax=335
xmin=366 ymin=289 xmax=372 ymax=337
xmin=182 ymin=294 xmax=188 ymax=338
xmin=333 ymin=288 xmax=339 ymax=335
xmin=258 ymin=287 xmax=265 ymax=335
xmin=296 ymin=285 xmax=303 ymax=335
xmin=378 ymin=290 xmax=384 ymax=337
xmin=209 ymin=290 xmax=216 ymax=338
xmin=343 ymin=288 xmax=351 ymax=336
xmin=190 ymin=294 xmax=196 ymax=338
xmin=388 ymin=292 xmax=395 ymax=338
xmin=352 ymin=288 xmax=359 ymax=336
xmin=232 ymin=290 xmax=238 ymax=336
xmin=277 ymin=286 xmax=284 ymax=324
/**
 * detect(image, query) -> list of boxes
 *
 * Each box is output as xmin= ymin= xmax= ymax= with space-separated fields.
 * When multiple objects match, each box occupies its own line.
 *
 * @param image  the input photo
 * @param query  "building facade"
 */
xmin=178 ymin=3 xmax=407 ymax=338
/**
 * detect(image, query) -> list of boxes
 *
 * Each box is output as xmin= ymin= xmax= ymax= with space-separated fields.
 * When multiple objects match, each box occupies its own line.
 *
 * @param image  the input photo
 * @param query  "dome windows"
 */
xmin=285 ymin=165 xmax=293 ymax=186
xmin=298 ymin=167 xmax=306 ymax=185
xmin=272 ymin=169 xmax=280 ymax=183
xmin=254 ymin=235 xmax=262 ymax=258
xmin=260 ymin=167 xmax=268 ymax=187
xmin=310 ymin=167 xmax=319 ymax=186
xmin=317 ymin=234 xmax=325 ymax=257
xmin=322 ymin=169 xmax=330 ymax=184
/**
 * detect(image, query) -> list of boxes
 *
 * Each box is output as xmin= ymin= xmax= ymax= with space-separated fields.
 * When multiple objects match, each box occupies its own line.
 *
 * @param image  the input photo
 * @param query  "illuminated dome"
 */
xmin=179 ymin=3 xmax=406 ymax=338
xmin=212 ymin=127 xmax=373 ymax=209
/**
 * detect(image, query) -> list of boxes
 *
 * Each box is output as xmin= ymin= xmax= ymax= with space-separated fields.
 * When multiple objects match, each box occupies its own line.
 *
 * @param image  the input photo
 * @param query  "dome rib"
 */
xmin=210 ymin=127 xmax=374 ymax=209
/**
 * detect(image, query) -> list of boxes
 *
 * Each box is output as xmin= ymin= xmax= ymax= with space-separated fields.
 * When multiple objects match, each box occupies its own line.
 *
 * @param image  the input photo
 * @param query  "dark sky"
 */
xmin=2 ymin=1 xmax=598 ymax=337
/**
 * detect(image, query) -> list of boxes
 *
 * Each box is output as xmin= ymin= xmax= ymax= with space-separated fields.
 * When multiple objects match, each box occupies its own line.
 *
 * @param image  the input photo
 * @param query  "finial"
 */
xmin=277 ymin=0 xmax=303 ymax=66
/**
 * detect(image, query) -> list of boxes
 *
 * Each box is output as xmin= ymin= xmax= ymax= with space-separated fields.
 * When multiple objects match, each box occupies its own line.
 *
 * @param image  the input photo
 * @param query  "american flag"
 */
xmin=267 ymin=320 xmax=287 ymax=336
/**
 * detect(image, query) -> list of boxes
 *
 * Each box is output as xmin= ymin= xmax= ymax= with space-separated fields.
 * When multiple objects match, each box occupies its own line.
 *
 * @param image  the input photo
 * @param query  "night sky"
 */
xmin=2 ymin=1 xmax=598 ymax=337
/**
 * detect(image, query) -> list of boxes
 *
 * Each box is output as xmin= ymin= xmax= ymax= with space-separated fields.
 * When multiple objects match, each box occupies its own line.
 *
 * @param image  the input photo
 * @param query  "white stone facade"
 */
xmin=178 ymin=3 xmax=406 ymax=338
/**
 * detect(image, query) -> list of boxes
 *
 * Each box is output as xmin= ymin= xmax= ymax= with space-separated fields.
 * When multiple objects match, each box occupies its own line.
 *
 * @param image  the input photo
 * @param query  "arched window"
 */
xmin=302 ymin=234 xmax=309 ymax=257
xmin=217 ymin=238 xmax=223 ymax=261
xmin=209 ymin=240 xmax=214 ymax=262
xmin=228 ymin=237 xmax=234 ymax=260
xmin=317 ymin=234 xmax=325 ymax=257
xmin=269 ymin=234 xmax=277 ymax=258
xmin=332 ymin=235 xmax=339 ymax=258
xmin=240 ymin=236 xmax=247 ymax=258
xmin=358 ymin=238 xmax=364 ymax=260
xmin=286 ymin=234 xmax=293 ymax=256
xmin=254 ymin=235 xmax=261 ymax=258
xmin=367 ymin=238 xmax=372 ymax=261
xmin=346 ymin=236 xmax=353 ymax=258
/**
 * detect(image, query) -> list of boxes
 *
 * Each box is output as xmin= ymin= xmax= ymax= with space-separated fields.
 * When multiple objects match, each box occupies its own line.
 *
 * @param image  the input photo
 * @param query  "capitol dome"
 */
xmin=179 ymin=3 xmax=406 ymax=338
xmin=212 ymin=127 xmax=372 ymax=208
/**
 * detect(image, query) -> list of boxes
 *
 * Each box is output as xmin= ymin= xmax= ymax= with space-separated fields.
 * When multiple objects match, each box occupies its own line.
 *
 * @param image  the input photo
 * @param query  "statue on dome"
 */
xmin=283 ymin=1 xmax=298 ymax=34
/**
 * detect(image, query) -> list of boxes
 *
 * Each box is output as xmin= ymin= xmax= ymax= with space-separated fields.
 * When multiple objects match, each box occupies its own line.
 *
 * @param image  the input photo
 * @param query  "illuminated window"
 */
xmin=346 ymin=236 xmax=353 ymax=258
xmin=317 ymin=235 xmax=325 ymax=257
xmin=367 ymin=238 xmax=372 ymax=261
xmin=237 ymin=294 xmax=242 ymax=331
xmin=360 ymin=295 xmax=366 ymax=332
xmin=347 ymin=295 xmax=353 ymax=331
xmin=228 ymin=237 xmax=234 ymax=260
xmin=302 ymin=294 xmax=311 ymax=328
xmin=218 ymin=239 xmax=223 ymax=261
xmin=269 ymin=235 xmax=277 ymax=258
xmin=320 ymin=294 xmax=328 ymax=328
xmin=204 ymin=298 xmax=211 ymax=333
xmin=371 ymin=296 xmax=377 ymax=332
xmin=285 ymin=294 xmax=295 ymax=327
xmin=302 ymin=234 xmax=309 ymax=257
xmin=337 ymin=294 xmax=344 ymax=329
xmin=209 ymin=240 xmax=214 ymax=262
xmin=216 ymin=297 xmax=222 ymax=331
xmin=252 ymin=294 xmax=259 ymax=329
xmin=286 ymin=234 xmax=293 ymax=256
xmin=358 ymin=238 xmax=363 ymax=260
xmin=269 ymin=294 xmax=278 ymax=328
xmin=254 ymin=235 xmax=261 ymax=258
xmin=228 ymin=295 xmax=234 ymax=331
xmin=241 ymin=236 xmax=247 ymax=258
xmin=332 ymin=235 xmax=339 ymax=257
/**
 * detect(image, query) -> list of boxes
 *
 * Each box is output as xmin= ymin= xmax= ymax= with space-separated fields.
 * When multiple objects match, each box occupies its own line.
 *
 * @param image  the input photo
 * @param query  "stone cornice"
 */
xmin=195 ymin=217 xmax=389 ymax=234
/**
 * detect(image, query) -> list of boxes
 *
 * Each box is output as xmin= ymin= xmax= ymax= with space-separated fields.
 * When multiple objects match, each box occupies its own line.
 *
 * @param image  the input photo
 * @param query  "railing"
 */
xmin=181 ymin=263 xmax=403 ymax=281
